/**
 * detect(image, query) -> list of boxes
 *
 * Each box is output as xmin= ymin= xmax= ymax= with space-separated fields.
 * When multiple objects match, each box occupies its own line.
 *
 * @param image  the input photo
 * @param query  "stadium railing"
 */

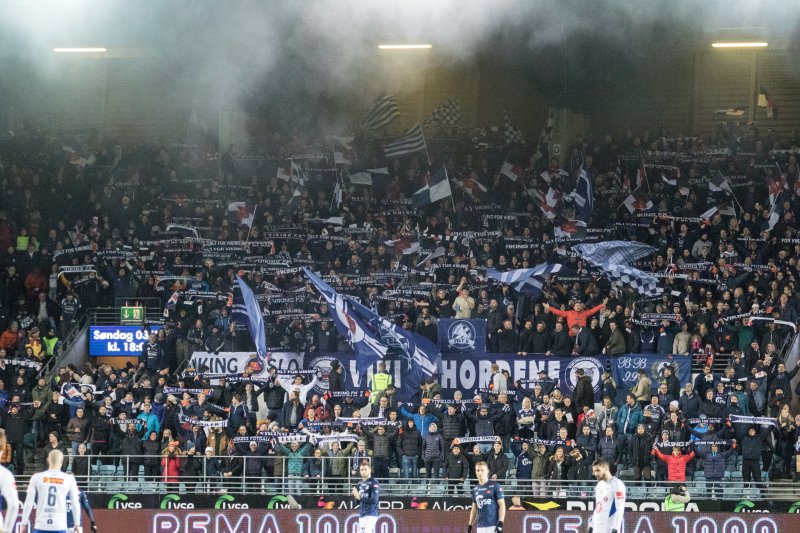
xmin=8 ymin=454 xmax=797 ymax=500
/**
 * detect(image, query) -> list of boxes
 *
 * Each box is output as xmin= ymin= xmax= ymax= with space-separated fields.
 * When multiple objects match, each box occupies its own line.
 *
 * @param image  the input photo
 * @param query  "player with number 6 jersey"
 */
xmin=21 ymin=450 xmax=81 ymax=533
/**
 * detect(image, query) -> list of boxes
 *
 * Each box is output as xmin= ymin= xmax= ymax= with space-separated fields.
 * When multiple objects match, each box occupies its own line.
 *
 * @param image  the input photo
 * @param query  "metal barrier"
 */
xmin=7 ymin=453 xmax=799 ymax=500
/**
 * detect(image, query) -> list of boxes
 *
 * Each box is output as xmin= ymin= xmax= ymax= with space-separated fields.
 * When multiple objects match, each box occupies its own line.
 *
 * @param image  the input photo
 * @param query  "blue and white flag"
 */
xmin=485 ymin=264 xmax=568 ymax=299
xmin=364 ymin=94 xmax=400 ymax=130
xmin=572 ymin=241 xmax=661 ymax=297
xmin=303 ymin=268 xmax=441 ymax=397
xmin=235 ymin=276 xmax=268 ymax=364
xmin=437 ymin=319 xmax=487 ymax=353
xmin=385 ymin=124 xmax=426 ymax=158
xmin=574 ymin=165 xmax=593 ymax=223
xmin=412 ymin=165 xmax=452 ymax=208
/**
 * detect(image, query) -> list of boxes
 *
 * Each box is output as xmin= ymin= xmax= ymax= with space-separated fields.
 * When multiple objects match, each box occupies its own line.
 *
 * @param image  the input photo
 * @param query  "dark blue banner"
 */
xmin=436 ymin=319 xmax=487 ymax=353
xmin=302 ymin=352 xmax=609 ymax=402
xmin=609 ymin=353 xmax=692 ymax=403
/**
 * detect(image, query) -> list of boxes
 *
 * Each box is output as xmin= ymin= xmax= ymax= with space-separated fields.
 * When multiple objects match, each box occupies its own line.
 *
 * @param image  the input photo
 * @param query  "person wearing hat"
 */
xmin=696 ymin=440 xmax=737 ymax=498
xmin=536 ymin=369 xmax=556 ymax=396
xmin=629 ymin=423 xmax=654 ymax=481
xmin=161 ymin=440 xmax=183 ymax=493
xmin=204 ymin=324 xmax=225 ymax=354
xmin=328 ymin=359 xmax=344 ymax=395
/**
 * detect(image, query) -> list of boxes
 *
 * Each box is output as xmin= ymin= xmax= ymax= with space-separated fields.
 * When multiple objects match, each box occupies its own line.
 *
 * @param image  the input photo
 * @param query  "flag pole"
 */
xmin=444 ymin=165 xmax=456 ymax=211
xmin=492 ymin=150 xmax=511 ymax=191
xmin=420 ymin=123 xmax=432 ymax=166
xmin=245 ymin=205 xmax=257 ymax=242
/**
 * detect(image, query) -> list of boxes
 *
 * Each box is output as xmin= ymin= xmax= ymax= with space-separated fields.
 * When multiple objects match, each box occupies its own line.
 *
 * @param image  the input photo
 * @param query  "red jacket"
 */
xmin=547 ymin=304 xmax=604 ymax=335
xmin=161 ymin=453 xmax=182 ymax=483
xmin=652 ymin=448 xmax=695 ymax=481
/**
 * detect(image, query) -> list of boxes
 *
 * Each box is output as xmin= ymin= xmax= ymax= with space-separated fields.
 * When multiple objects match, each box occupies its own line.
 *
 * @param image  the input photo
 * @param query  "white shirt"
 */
xmin=0 ymin=465 xmax=19 ymax=532
xmin=590 ymin=476 xmax=625 ymax=533
xmin=21 ymin=470 xmax=80 ymax=531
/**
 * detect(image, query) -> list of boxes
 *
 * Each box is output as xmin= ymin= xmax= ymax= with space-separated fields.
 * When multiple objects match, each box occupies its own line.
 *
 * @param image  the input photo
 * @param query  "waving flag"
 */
xmin=385 ymin=124 xmax=426 ymax=158
xmin=422 ymin=97 xmax=461 ymax=126
xmin=412 ymin=165 xmax=452 ymax=208
xmin=758 ymin=86 xmax=777 ymax=120
xmin=501 ymin=161 xmax=525 ymax=183
xmin=333 ymin=135 xmax=356 ymax=166
xmin=303 ymin=268 xmax=441 ymax=399
xmin=364 ymin=94 xmax=400 ymax=130
xmin=573 ymin=241 xmax=661 ymax=296
xmin=485 ymin=264 xmax=569 ymax=299
xmin=227 ymin=202 xmax=255 ymax=227
xmin=235 ymin=276 xmax=267 ymax=364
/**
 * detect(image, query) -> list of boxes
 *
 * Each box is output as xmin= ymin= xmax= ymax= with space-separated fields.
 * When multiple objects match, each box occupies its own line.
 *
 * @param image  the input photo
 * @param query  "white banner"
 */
xmin=188 ymin=351 xmax=303 ymax=383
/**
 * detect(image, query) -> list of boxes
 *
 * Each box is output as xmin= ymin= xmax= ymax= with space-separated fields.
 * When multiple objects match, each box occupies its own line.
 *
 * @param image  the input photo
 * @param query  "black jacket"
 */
xmin=486 ymin=450 xmax=508 ymax=479
xmin=573 ymin=375 xmax=594 ymax=412
xmin=444 ymin=451 xmax=469 ymax=479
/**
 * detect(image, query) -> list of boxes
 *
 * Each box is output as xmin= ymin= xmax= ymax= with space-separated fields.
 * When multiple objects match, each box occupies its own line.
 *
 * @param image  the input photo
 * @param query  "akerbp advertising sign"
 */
xmin=89 ymin=326 xmax=161 ymax=356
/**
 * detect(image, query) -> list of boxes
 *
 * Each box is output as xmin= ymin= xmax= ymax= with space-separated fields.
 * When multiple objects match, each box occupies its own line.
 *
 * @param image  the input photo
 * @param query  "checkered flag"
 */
xmin=422 ymin=97 xmax=461 ymax=127
xmin=573 ymin=241 xmax=656 ymax=267
xmin=607 ymin=264 xmax=663 ymax=297
xmin=573 ymin=241 xmax=662 ymax=296
xmin=503 ymin=110 xmax=526 ymax=145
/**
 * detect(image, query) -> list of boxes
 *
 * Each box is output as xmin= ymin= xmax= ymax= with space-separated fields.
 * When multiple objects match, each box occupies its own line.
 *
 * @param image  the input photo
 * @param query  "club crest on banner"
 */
xmin=438 ymin=319 xmax=487 ymax=353
xmin=307 ymin=355 xmax=339 ymax=392
xmin=447 ymin=320 xmax=477 ymax=351
xmin=564 ymin=357 xmax=605 ymax=393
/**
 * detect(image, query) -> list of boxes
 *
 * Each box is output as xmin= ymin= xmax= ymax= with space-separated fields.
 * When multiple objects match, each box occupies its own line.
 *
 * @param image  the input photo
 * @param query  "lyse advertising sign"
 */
xmin=89 ymin=326 xmax=161 ymax=356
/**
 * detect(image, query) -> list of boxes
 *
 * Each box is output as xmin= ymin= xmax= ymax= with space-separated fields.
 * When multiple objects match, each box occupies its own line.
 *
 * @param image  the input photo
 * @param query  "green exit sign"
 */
xmin=120 ymin=306 xmax=144 ymax=323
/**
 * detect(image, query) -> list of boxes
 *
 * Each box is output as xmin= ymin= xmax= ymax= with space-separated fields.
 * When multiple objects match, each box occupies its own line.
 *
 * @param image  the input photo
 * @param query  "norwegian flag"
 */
xmin=227 ymin=202 xmax=255 ymax=227
xmin=539 ymin=187 xmax=561 ymax=219
xmin=501 ymin=161 xmax=525 ymax=183
xmin=623 ymin=191 xmax=653 ymax=213
xmin=768 ymin=167 xmax=788 ymax=206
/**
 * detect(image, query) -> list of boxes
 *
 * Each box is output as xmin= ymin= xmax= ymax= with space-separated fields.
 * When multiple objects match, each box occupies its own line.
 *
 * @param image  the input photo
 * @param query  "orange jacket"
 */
xmin=547 ymin=304 xmax=604 ymax=334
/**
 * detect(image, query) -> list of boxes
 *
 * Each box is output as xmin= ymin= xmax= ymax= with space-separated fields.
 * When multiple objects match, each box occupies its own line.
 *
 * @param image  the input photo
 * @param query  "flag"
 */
xmin=227 ymin=202 xmax=255 ymax=227
xmin=573 ymin=241 xmax=661 ymax=296
xmin=709 ymin=174 xmax=734 ymax=195
xmin=166 ymin=291 xmax=180 ymax=310
xmin=758 ymin=86 xmax=777 ymax=120
xmin=453 ymin=173 xmax=487 ymax=200
xmin=699 ymin=206 xmax=718 ymax=220
xmin=661 ymin=173 xmax=677 ymax=187
xmin=485 ymin=264 xmax=568 ymax=299
xmin=623 ymin=192 xmax=653 ymax=213
xmin=364 ymin=93 xmax=400 ymax=130
xmin=333 ymin=174 xmax=343 ymax=209
xmin=539 ymin=187 xmax=561 ymax=219
xmin=411 ymin=165 xmax=452 ymax=208
xmin=385 ymin=124 xmax=427 ymax=159
xmin=332 ymin=136 xmax=355 ymax=166
xmin=422 ymin=97 xmax=461 ymax=127
xmin=554 ymin=220 xmax=587 ymax=239
xmin=416 ymin=246 xmax=445 ymax=267
xmin=767 ymin=199 xmax=783 ymax=231
xmin=714 ymin=107 xmax=747 ymax=117
xmin=303 ymin=267 xmax=440 ymax=399
xmin=347 ymin=167 xmax=388 ymax=186
xmin=768 ymin=175 xmax=787 ymax=206
xmin=235 ymin=275 xmax=267 ymax=364
xmin=308 ymin=216 xmax=344 ymax=226
xmin=501 ymin=161 xmax=525 ymax=183
xmin=574 ymin=166 xmax=593 ymax=223
xmin=276 ymin=160 xmax=306 ymax=185
xmin=636 ymin=162 xmax=649 ymax=190
xmin=503 ymin=111 xmax=526 ymax=145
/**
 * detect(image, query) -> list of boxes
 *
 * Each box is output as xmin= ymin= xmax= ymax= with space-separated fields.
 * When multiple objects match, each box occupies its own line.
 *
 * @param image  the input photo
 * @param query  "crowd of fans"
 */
xmin=0 ymin=118 xmax=799 ymax=496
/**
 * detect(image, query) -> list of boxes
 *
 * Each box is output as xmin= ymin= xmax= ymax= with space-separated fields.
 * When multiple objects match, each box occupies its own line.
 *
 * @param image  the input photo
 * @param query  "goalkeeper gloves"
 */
xmin=92 ymin=523 xmax=98 ymax=533
xmin=467 ymin=526 xmax=473 ymax=533
xmin=495 ymin=521 xmax=504 ymax=533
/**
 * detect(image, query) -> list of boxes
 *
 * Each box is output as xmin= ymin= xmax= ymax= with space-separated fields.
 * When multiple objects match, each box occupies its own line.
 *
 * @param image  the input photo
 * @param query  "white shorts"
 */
xmin=359 ymin=515 xmax=377 ymax=533
xmin=477 ymin=527 xmax=496 ymax=533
